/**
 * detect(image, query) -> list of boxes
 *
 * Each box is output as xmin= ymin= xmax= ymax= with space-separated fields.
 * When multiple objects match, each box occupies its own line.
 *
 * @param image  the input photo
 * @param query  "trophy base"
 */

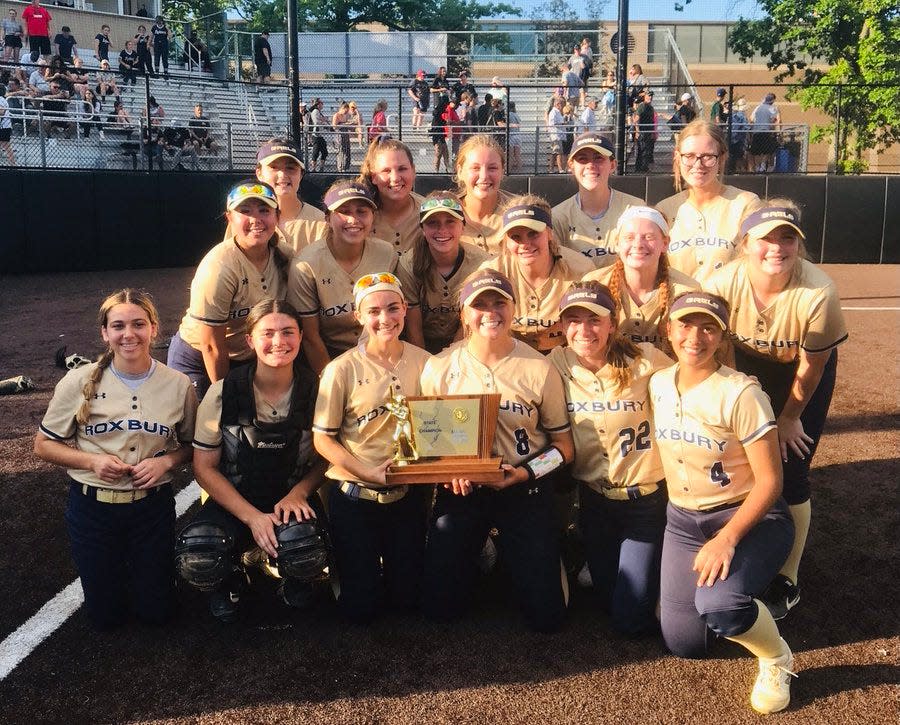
xmin=385 ymin=457 xmax=505 ymax=484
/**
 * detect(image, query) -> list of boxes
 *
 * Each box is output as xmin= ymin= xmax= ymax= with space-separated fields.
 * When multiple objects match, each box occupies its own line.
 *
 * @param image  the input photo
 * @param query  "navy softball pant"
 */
xmin=65 ymin=480 xmax=175 ymax=630
xmin=424 ymin=480 xmax=566 ymax=633
xmin=166 ymin=331 xmax=238 ymax=400
xmin=660 ymin=498 xmax=793 ymax=659
xmin=734 ymin=348 xmax=838 ymax=504
xmin=579 ymin=484 xmax=667 ymax=636
xmin=328 ymin=484 xmax=426 ymax=624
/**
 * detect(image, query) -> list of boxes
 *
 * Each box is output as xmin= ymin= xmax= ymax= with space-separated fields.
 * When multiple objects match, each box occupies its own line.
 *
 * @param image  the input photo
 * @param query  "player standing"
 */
xmin=312 ymin=273 xmax=431 ymax=623
xmin=359 ymin=139 xmax=424 ymax=256
xmin=551 ymin=133 xmax=643 ymax=268
xmin=286 ymin=180 xmax=397 ymax=374
xmin=706 ymin=200 xmax=847 ymax=619
xmin=481 ymin=195 xmax=594 ymax=353
xmin=34 ymin=289 xmax=197 ymax=630
xmin=650 ymin=291 xmax=796 ymax=714
xmin=421 ymin=269 xmax=575 ymax=632
xmin=168 ymin=181 xmax=292 ymax=398
xmin=584 ymin=207 xmax=699 ymax=353
xmin=456 ymin=134 xmax=511 ymax=255
xmin=549 ymin=282 xmax=673 ymax=636
xmin=176 ymin=299 xmax=328 ymax=621
xmin=397 ymin=191 xmax=490 ymax=353
xmin=657 ymin=120 xmax=758 ymax=284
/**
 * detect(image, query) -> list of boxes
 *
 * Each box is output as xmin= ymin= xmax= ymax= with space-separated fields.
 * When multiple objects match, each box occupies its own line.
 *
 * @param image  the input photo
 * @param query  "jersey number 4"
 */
xmin=709 ymin=461 xmax=731 ymax=487
xmin=618 ymin=420 xmax=651 ymax=458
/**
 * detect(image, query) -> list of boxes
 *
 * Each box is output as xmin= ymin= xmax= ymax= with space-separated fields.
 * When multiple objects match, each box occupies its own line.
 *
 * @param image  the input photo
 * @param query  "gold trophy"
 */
xmin=386 ymin=393 xmax=419 ymax=465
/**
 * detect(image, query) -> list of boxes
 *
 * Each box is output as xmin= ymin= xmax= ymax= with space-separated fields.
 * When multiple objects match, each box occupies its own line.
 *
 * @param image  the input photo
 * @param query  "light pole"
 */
xmin=615 ymin=0 xmax=629 ymax=174
xmin=286 ymin=0 xmax=301 ymax=143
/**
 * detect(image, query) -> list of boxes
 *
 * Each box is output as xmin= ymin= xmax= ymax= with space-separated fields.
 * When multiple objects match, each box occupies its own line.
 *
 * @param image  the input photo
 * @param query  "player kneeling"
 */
xmin=175 ymin=299 xmax=329 ymax=622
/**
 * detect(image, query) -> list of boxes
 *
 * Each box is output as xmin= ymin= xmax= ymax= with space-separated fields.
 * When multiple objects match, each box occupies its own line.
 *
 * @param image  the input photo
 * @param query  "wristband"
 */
xmin=522 ymin=445 xmax=565 ymax=482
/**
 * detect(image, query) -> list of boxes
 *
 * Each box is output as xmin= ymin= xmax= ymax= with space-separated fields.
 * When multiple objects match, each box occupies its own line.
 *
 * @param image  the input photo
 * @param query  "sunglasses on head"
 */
xmin=355 ymin=272 xmax=401 ymax=290
xmin=420 ymin=197 xmax=463 ymax=214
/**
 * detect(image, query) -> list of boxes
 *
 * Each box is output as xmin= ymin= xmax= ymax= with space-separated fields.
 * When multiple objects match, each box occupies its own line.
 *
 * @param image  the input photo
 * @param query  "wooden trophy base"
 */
xmin=385 ymin=456 xmax=505 ymax=484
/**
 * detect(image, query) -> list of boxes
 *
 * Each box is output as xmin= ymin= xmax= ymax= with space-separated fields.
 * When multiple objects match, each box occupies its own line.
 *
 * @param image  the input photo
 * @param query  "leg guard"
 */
xmin=175 ymin=521 xmax=233 ymax=591
xmin=274 ymin=516 xmax=330 ymax=582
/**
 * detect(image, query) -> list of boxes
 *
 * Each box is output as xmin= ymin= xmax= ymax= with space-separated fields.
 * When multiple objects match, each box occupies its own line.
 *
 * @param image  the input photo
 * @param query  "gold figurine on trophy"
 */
xmin=386 ymin=393 xmax=419 ymax=465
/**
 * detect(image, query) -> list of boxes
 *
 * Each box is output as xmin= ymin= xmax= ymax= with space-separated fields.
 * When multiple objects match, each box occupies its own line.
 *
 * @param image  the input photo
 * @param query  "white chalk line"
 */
xmin=841 ymin=306 xmax=900 ymax=311
xmin=0 ymin=481 xmax=201 ymax=681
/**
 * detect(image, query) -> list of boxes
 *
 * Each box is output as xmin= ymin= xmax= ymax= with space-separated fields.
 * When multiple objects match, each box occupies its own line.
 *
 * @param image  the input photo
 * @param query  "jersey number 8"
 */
xmin=514 ymin=427 xmax=530 ymax=456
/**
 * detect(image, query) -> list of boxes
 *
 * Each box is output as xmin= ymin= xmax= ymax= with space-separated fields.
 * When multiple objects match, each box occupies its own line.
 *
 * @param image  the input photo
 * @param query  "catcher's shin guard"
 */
xmin=274 ymin=516 xmax=330 ymax=582
xmin=175 ymin=521 xmax=233 ymax=591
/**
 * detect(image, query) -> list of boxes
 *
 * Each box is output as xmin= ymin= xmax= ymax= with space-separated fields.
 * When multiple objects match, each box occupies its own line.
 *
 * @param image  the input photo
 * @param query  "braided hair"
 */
xmin=607 ymin=247 xmax=674 ymax=354
xmin=76 ymin=289 xmax=160 ymax=425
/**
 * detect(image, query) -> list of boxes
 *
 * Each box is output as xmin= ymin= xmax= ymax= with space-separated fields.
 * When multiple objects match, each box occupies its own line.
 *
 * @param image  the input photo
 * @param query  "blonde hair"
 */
xmin=562 ymin=281 xmax=642 ymax=393
xmin=672 ymin=119 xmax=729 ymax=192
xmin=413 ymin=190 xmax=464 ymax=293
xmin=77 ymin=289 xmax=160 ymax=425
xmin=738 ymin=196 xmax=809 ymax=260
xmin=358 ymin=138 xmax=415 ymax=207
xmin=454 ymin=134 xmax=506 ymax=196
xmin=498 ymin=193 xmax=561 ymax=259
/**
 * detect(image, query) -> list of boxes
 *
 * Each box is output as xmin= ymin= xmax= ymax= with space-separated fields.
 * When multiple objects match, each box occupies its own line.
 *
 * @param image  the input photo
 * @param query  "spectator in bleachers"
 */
xmin=456 ymin=133 xmax=510 ymax=255
xmin=0 ymin=87 xmax=15 ymax=165
xmin=141 ymin=121 xmax=163 ymax=167
xmin=560 ymin=64 xmax=581 ymax=108
xmin=2 ymin=9 xmax=25 ymax=64
xmin=431 ymin=65 xmax=450 ymax=106
xmin=150 ymin=16 xmax=170 ymax=78
xmin=367 ymin=98 xmax=388 ymax=143
xmin=506 ymin=100 xmax=522 ymax=172
xmin=347 ymin=101 xmax=363 ymax=148
xmin=52 ymin=25 xmax=76 ymax=63
xmin=710 ymin=87 xmax=727 ymax=126
xmin=76 ymin=87 xmax=102 ymax=138
xmin=578 ymin=38 xmax=594 ymax=95
xmin=407 ymin=69 xmax=430 ymax=128
xmin=119 ymin=40 xmax=138 ymax=86
xmin=135 ymin=3 xmax=149 ymax=17
xmin=633 ymin=89 xmax=655 ymax=173
xmin=28 ymin=58 xmax=50 ymax=94
xmin=95 ymin=59 xmax=119 ymax=97
xmin=5 ymin=78 xmax=32 ymax=123
xmin=475 ymin=92 xmax=493 ymax=129
xmin=451 ymin=71 xmax=476 ymax=106
xmin=727 ymin=97 xmax=750 ymax=174
xmin=562 ymin=102 xmax=576 ymax=156
xmin=567 ymin=45 xmax=587 ymax=107
xmin=93 ymin=23 xmax=111 ymax=63
xmin=671 ymin=92 xmax=696 ymax=132
xmin=37 ymin=79 xmax=70 ymax=136
xmin=148 ymin=95 xmax=165 ymax=125
xmin=308 ymin=97 xmax=328 ymax=172
xmin=485 ymin=97 xmax=505 ymax=139
xmin=442 ymin=98 xmax=461 ymax=160
xmin=68 ymin=56 xmax=89 ymax=96
xmin=22 ymin=0 xmax=53 ymax=61
xmin=430 ymin=99 xmax=450 ymax=173
xmin=457 ymin=91 xmax=477 ymax=143
xmin=134 ymin=25 xmax=153 ymax=77
xmin=359 ymin=138 xmax=423 ymax=255
xmin=46 ymin=55 xmax=72 ymax=92
xmin=254 ymin=30 xmax=272 ymax=83
xmin=578 ymin=96 xmax=597 ymax=134
xmin=109 ymin=98 xmax=132 ymax=126
xmin=626 ymin=64 xmax=646 ymax=106
xmin=547 ymin=96 xmax=566 ymax=173
xmin=489 ymin=75 xmax=507 ymax=105
xmin=189 ymin=102 xmax=217 ymax=154
xmin=162 ymin=122 xmax=198 ymax=170
xmin=749 ymin=92 xmax=781 ymax=172
xmin=332 ymin=101 xmax=354 ymax=173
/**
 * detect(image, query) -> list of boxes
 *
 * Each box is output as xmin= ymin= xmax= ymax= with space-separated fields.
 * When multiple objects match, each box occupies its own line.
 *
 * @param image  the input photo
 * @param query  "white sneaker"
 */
xmin=577 ymin=562 xmax=593 ymax=588
xmin=750 ymin=639 xmax=797 ymax=714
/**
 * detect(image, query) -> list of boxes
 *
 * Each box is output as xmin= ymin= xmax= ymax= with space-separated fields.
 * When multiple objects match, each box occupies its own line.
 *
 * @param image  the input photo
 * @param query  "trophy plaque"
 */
xmin=385 ymin=393 xmax=504 ymax=484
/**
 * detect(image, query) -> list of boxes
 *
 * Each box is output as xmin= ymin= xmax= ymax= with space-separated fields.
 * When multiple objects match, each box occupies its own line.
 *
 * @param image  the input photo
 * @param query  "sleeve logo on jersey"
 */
xmin=83 ymin=419 xmax=172 ymax=438
xmin=567 ymin=400 xmax=645 ymax=414
xmin=668 ymin=238 xmax=735 ymax=252
xmin=229 ymin=307 xmax=251 ymax=319
xmin=655 ymin=427 xmax=726 ymax=452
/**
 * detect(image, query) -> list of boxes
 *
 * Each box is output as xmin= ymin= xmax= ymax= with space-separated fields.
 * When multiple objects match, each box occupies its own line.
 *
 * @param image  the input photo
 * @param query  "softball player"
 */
xmin=168 ymin=180 xmax=293 ymax=398
xmin=397 ymin=191 xmax=490 ymax=353
xmin=584 ymin=207 xmax=699 ymax=353
xmin=254 ymin=138 xmax=327 ymax=254
xmin=551 ymin=133 xmax=643 ymax=268
xmin=455 ymin=134 xmax=512 ymax=255
xmin=422 ymin=269 xmax=575 ymax=632
xmin=359 ymin=138 xmax=424 ymax=256
xmin=177 ymin=299 xmax=327 ymax=621
xmin=549 ymin=282 xmax=673 ymax=636
xmin=706 ymin=200 xmax=847 ymax=620
xmin=312 ymin=273 xmax=431 ymax=623
xmin=657 ymin=119 xmax=759 ymax=284
xmin=651 ymin=291 xmax=795 ymax=715
xmin=480 ymin=195 xmax=594 ymax=353
xmin=34 ymin=289 xmax=197 ymax=630
xmin=286 ymin=180 xmax=398 ymax=375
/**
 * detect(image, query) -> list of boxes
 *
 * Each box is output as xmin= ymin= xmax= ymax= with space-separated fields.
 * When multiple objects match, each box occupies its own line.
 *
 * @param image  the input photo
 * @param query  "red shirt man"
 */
xmin=22 ymin=0 xmax=52 ymax=58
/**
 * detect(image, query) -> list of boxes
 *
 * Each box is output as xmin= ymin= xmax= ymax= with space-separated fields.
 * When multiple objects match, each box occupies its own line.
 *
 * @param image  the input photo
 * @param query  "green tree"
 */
xmin=528 ymin=0 xmax=607 ymax=79
xmin=728 ymin=0 xmax=900 ymax=173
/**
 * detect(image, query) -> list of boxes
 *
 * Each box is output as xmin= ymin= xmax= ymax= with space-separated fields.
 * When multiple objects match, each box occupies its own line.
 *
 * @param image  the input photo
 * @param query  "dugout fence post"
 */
xmin=143 ymin=75 xmax=154 ymax=171
xmin=726 ymin=83 xmax=734 ymax=174
xmin=834 ymin=83 xmax=843 ymax=174
xmin=397 ymin=86 xmax=403 ymax=142
xmin=505 ymin=86 xmax=511 ymax=171
xmin=38 ymin=108 xmax=46 ymax=168
xmin=533 ymin=125 xmax=539 ymax=175
xmin=227 ymin=122 xmax=233 ymax=171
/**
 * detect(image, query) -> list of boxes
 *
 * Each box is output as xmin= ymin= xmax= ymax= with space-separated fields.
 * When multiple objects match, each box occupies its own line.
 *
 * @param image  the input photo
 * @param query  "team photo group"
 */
xmin=34 ymin=118 xmax=847 ymax=716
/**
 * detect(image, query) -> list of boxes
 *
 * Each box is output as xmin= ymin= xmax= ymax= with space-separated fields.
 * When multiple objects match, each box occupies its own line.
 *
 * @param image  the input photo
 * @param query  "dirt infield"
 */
xmin=0 ymin=265 xmax=897 ymax=724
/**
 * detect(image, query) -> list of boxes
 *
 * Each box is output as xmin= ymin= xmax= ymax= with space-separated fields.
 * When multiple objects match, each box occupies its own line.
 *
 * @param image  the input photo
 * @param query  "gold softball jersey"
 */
xmin=705 ymin=258 xmax=848 ymax=364
xmin=649 ymin=364 xmax=776 ymax=511
xmin=657 ymin=186 xmax=758 ymax=284
xmin=287 ymin=237 xmax=398 ymax=354
xmin=583 ymin=265 xmax=700 ymax=351
xmin=395 ymin=242 xmax=491 ymax=348
xmin=313 ymin=343 xmax=431 ymax=484
xmin=549 ymin=343 xmax=672 ymax=494
xmin=480 ymin=247 xmax=596 ymax=352
xmin=420 ymin=341 xmax=571 ymax=467
xmin=460 ymin=190 xmax=512 ymax=256
xmin=40 ymin=362 xmax=197 ymax=490
xmin=371 ymin=192 xmax=425 ymax=256
xmin=551 ymin=189 xmax=645 ymax=268
xmin=178 ymin=239 xmax=293 ymax=361
xmin=282 ymin=202 xmax=328 ymax=254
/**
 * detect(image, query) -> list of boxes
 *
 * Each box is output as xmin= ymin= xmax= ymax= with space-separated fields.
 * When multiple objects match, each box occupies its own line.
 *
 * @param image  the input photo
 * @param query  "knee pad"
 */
xmin=275 ymin=516 xmax=330 ymax=583
xmin=174 ymin=521 xmax=233 ymax=591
